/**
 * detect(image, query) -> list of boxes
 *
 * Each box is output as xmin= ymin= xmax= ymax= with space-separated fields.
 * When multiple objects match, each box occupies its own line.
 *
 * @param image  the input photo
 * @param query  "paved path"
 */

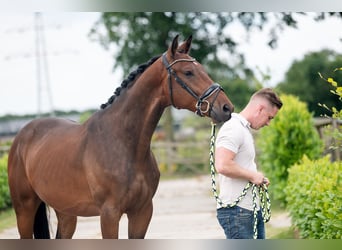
xmin=0 ymin=175 xmax=290 ymax=239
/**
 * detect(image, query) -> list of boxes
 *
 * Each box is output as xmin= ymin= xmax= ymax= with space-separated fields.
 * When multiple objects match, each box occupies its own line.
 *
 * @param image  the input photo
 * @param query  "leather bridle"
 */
xmin=162 ymin=53 xmax=223 ymax=117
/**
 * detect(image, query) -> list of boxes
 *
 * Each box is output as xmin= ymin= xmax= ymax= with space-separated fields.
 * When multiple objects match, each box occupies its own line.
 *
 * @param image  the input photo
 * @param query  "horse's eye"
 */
xmin=184 ymin=71 xmax=193 ymax=77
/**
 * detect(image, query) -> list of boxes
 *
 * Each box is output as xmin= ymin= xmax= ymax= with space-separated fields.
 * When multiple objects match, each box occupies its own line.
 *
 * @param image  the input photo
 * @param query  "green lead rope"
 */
xmin=209 ymin=123 xmax=271 ymax=239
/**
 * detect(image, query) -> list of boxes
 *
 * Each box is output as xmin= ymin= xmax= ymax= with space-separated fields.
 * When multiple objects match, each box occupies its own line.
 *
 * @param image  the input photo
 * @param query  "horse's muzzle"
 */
xmin=210 ymin=103 xmax=234 ymax=124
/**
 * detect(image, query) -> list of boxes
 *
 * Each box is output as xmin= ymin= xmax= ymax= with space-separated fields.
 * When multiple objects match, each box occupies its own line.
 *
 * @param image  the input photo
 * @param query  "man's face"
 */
xmin=251 ymin=104 xmax=279 ymax=130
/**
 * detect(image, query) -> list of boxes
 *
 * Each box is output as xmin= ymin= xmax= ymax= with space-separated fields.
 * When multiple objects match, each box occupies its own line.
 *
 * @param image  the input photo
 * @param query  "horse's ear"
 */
xmin=177 ymin=35 xmax=192 ymax=54
xmin=170 ymin=35 xmax=179 ymax=58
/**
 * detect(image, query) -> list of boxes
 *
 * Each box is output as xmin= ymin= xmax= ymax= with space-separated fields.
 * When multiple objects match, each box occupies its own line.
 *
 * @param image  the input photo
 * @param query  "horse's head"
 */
xmin=162 ymin=35 xmax=234 ymax=124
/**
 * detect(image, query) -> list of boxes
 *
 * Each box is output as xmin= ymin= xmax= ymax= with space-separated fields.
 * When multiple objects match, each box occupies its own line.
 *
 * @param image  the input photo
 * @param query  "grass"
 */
xmin=270 ymin=228 xmax=296 ymax=239
xmin=0 ymin=208 xmax=16 ymax=233
xmin=267 ymin=222 xmax=296 ymax=239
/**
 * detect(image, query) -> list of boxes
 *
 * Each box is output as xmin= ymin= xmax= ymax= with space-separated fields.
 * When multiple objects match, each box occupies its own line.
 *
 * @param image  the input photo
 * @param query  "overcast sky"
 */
xmin=0 ymin=12 xmax=341 ymax=116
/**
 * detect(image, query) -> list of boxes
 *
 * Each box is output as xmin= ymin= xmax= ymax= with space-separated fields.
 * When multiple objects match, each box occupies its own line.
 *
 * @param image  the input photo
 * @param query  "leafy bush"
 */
xmin=285 ymin=155 xmax=342 ymax=238
xmin=256 ymin=94 xmax=323 ymax=206
xmin=0 ymin=154 xmax=11 ymax=210
xmin=319 ymin=68 xmax=342 ymax=150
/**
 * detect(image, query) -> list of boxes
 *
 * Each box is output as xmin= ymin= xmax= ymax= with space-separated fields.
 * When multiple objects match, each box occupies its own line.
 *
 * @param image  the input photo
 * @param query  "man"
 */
xmin=215 ymin=88 xmax=283 ymax=239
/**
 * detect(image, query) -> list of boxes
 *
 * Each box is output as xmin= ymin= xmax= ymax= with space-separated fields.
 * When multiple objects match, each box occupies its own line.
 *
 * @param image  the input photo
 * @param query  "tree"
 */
xmin=89 ymin=12 xmax=342 ymax=77
xmin=89 ymin=12 xmax=342 ymax=139
xmin=277 ymin=50 xmax=342 ymax=116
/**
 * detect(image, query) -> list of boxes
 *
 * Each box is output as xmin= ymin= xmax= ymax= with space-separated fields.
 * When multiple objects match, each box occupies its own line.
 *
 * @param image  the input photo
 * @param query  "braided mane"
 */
xmin=101 ymin=55 xmax=161 ymax=109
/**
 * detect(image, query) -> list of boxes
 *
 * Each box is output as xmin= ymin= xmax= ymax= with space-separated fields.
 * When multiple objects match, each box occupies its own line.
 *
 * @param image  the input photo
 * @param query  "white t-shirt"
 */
xmin=215 ymin=113 xmax=259 ymax=211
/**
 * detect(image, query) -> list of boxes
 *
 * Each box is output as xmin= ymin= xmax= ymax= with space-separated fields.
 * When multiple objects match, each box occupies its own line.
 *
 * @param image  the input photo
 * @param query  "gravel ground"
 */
xmin=0 ymin=175 xmax=291 ymax=239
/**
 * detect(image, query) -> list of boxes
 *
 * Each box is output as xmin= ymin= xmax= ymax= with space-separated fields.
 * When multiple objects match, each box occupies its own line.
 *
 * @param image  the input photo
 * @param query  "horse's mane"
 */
xmin=100 ymin=55 xmax=161 ymax=109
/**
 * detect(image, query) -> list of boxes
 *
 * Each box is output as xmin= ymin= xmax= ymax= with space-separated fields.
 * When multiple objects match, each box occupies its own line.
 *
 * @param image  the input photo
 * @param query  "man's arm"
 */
xmin=215 ymin=147 xmax=268 ymax=185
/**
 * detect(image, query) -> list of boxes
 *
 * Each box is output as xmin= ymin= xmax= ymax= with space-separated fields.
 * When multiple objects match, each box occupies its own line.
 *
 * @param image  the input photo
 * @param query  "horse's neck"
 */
xmin=95 ymin=72 xmax=167 ymax=149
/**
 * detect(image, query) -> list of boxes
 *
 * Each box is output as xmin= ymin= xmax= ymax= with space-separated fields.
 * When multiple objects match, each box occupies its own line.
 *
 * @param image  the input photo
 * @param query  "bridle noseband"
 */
xmin=162 ymin=53 xmax=223 ymax=117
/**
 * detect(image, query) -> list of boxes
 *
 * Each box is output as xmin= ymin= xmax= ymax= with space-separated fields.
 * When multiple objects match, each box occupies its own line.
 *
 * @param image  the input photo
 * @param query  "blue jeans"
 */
xmin=217 ymin=206 xmax=265 ymax=239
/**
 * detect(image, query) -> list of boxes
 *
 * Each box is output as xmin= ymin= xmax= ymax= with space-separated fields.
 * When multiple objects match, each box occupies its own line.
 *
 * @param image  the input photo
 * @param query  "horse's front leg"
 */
xmin=55 ymin=211 xmax=77 ymax=239
xmin=100 ymin=206 xmax=122 ymax=239
xmin=127 ymin=200 xmax=153 ymax=239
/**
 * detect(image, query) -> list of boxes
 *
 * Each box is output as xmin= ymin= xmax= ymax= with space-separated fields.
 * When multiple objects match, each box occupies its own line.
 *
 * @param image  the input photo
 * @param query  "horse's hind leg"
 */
xmin=14 ymin=198 xmax=43 ymax=239
xmin=127 ymin=201 xmax=153 ymax=239
xmin=10 ymin=183 xmax=47 ymax=239
xmin=8 ymin=152 xmax=44 ymax=238
xmin=55 ymin=211 xmax=77 ymax=239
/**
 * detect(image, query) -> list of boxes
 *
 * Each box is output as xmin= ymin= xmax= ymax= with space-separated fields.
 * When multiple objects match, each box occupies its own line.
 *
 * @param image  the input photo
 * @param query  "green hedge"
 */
xmin=257 ymin=94 xmax=323 ymax=206
xmin=0 ymin=154 xmax=11 ymax=210
xmin=286 ymin=155 xmax=342 ymax=239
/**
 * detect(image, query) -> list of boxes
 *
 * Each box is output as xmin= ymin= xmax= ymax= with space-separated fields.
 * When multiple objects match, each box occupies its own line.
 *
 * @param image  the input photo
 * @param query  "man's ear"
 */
xmin=258 ymin=104 xmax=265 ymax=114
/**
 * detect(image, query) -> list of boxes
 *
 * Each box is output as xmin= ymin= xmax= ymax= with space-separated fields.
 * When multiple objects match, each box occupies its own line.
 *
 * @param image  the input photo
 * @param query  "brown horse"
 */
xmin=7 ymin=35 xmax=234 ymax=239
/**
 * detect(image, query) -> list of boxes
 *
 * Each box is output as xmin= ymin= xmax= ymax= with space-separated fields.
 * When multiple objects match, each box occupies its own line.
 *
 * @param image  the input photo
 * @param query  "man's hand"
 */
xmin=250 ymin=172 xmax=269 ymax=186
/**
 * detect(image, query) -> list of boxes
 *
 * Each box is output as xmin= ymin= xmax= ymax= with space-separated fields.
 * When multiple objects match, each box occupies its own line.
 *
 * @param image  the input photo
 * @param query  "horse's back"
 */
xmin=17 ymin=117 xmax=80 ymax=142
xmin=8 ymin=117 xmax=81 ymax=177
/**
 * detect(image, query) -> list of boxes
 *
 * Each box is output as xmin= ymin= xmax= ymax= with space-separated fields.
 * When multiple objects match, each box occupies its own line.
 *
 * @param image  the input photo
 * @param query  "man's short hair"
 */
xmin=252 ymin=88 xmax=283 ymax=109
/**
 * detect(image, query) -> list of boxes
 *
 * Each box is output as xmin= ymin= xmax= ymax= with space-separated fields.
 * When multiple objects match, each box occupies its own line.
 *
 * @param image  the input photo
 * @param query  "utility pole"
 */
xmin=34 ymin=12 xmax=55 ymax=117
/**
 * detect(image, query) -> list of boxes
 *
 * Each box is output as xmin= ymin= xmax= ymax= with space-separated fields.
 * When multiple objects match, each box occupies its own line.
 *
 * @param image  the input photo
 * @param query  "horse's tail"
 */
xmin=33 ymin=202 xmax=51 ymax=239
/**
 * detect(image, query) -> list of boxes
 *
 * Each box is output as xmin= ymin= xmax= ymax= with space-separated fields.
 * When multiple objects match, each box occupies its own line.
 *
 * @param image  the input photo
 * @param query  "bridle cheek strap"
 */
xmin=162 ymin=53 xmax=224 ymax=117
xmin=195 ymin=83 xmax=222 ymax=117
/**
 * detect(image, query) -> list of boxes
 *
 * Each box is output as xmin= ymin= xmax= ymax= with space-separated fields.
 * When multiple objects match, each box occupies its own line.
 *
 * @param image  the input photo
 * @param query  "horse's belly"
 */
xmin=53 ymin=201 xmax=100 ymax=217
